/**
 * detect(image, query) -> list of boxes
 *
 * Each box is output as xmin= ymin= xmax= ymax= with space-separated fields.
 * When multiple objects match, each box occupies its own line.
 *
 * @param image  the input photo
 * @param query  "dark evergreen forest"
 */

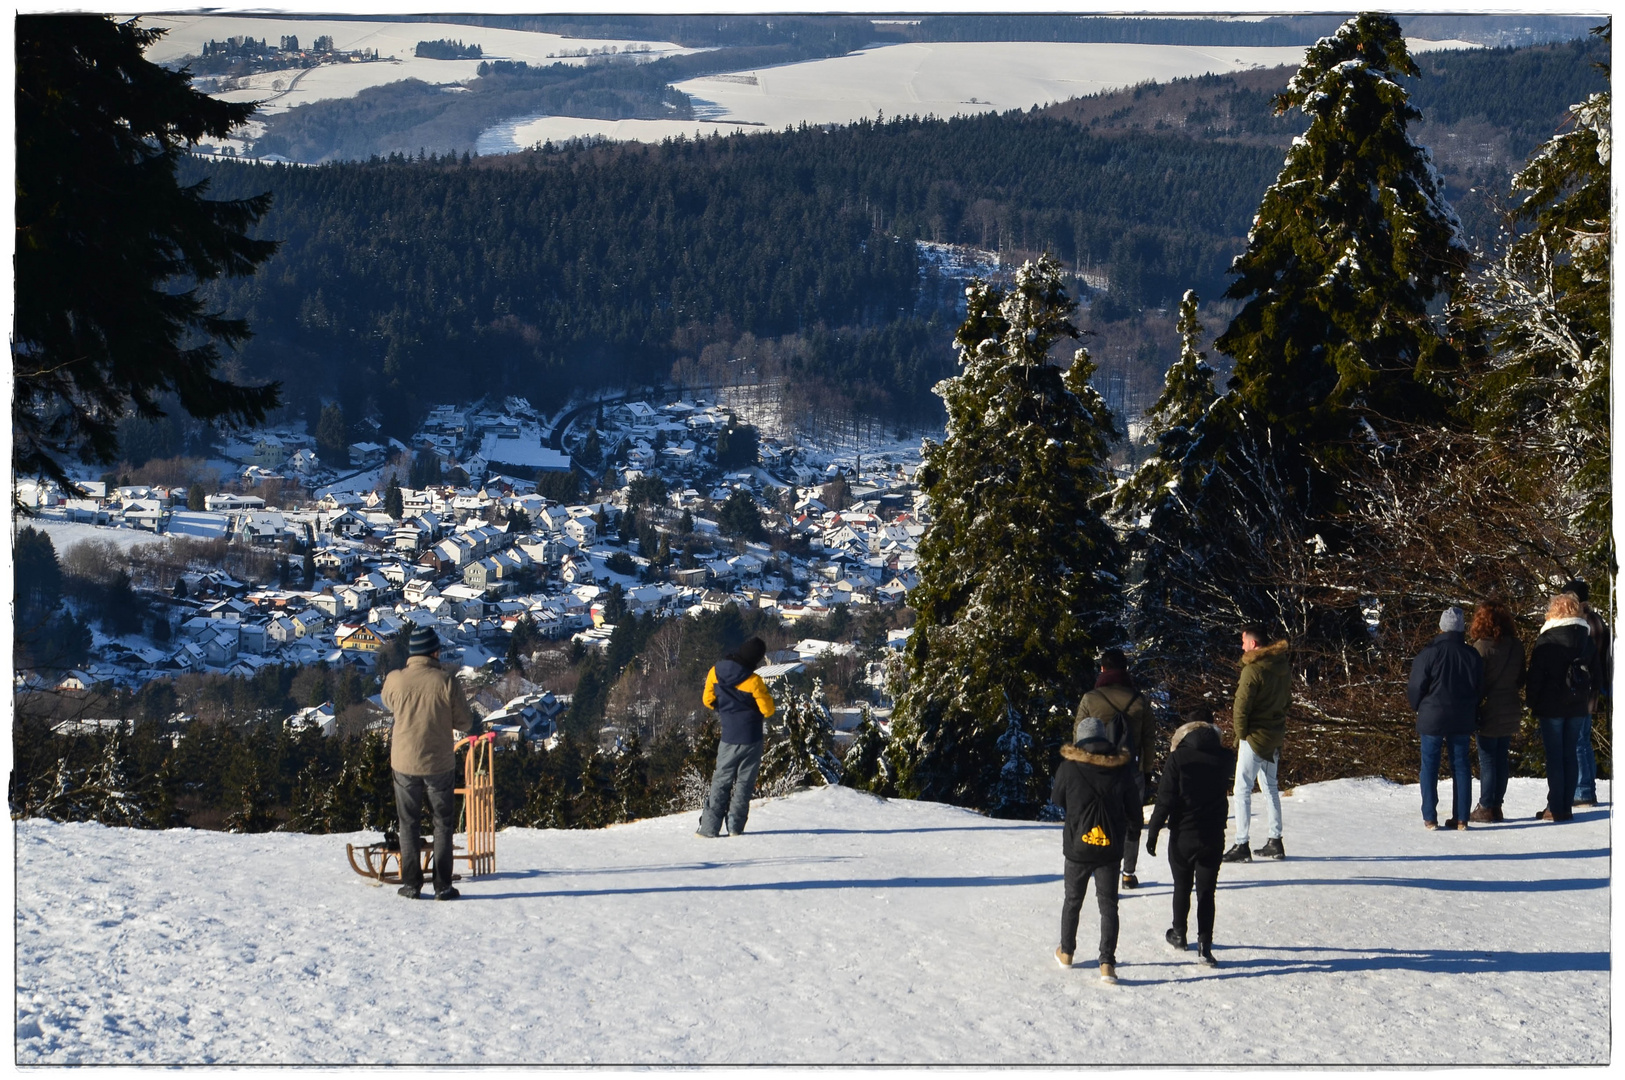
xmin=190 ymin=36 xmax=1605 ymax=441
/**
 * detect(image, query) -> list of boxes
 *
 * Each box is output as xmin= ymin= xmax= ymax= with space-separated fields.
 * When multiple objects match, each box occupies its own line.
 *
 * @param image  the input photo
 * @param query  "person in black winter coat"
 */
xmin=1050 ymin=715 xmax=1140 ymax=983
xmin=1145 ymin=707 xmax=1233 ymax=966
xmin=1526 ymin=592 xmax=1596 ymax=822
xmin=1406 ymin=606 xmax=1484 ymax=830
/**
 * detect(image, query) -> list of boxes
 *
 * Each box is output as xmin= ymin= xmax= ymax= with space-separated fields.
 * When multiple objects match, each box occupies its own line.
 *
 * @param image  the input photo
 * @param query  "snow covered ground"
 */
xmin=32 ymin=521 xmax=169 ymax=555
xmin=501 ymin=37 xmax=1477 ymax=149
xmin=13 ymin=776 xmax=1609 ymax=1065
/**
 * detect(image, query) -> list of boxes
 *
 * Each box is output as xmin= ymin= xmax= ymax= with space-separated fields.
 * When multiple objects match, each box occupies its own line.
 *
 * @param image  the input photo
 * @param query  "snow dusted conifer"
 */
xmin=893 ymin=255 xmax=1122 ymax=811
xmin=1468 ymin=42 xmax=1611 ymax=572
xmin=760 ymin=679 xmax=841 ymax=794
xmin=987 ymin=696 xmax=1043 ymax=819
xmin=841 ymin=704 xmax=897 ymax=797
xmin=1211 ymin=12 xmax=1471 ymax=458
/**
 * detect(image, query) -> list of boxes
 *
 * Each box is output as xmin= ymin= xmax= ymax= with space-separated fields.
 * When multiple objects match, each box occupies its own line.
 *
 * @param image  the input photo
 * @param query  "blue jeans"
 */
xmin=1540 ymin=716 xmax=1586 ymax=819
xmin=1476 ymin=735 xmax=1511 ymax=810
xmin=698 ymin=740 xmax=763 ymax=836
xmin=1232 ymin=741 xmax=1282 ymax=844
xmin=1574 ymin=715 xmax=1597 ymax=803
xmin=393 ymin=769 xmax=458 ymax=894
xmin=1419 ymin=734 xmax=1473 ymax=825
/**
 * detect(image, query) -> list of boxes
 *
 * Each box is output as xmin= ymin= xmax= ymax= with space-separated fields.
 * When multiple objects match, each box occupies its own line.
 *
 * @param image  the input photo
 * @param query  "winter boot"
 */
xmin=397 ymin=884 xmax=421 ymax=899
xmin=1196 ymin=940 xmax=1218 ymax=967
xmin=1492 ymin=807 xmax=1504 ymax=822
xmin=1054 ymin=947 xmax=1073 ymax=968
xmin=434 ymin=886 xmax=460 ymax=901
xmin=1165 ymin=927 xmax=1188 ymax=952
xmin=1468 ymin=805 xmax=1495 ymax=824
xmin=1121 ymin=873 xmax=1139 ymax=889
xmin=1221 ymin=842 xmax=1252 ymax=863
xmin=1253 ymin=837 xmax=1285 ymax=860
xmin=1098 ymin=962 xmax=1117 ymax=984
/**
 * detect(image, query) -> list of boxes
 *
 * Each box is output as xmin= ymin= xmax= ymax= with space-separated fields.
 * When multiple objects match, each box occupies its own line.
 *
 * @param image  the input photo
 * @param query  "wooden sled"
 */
xmin=346 ymin=732 xmax=497 ymax=884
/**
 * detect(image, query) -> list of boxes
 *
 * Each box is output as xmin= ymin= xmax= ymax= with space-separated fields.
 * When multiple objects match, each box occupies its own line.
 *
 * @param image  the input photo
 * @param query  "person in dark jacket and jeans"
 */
xmin=697 ymin=637 xmax=776 ymax=838
xmin=1564 ymin=580 xmax=1609 ymax=808
xmin=1468 ymin=600 xmax=1525 ymax=823
xmin=1075 ymin=649 xmax=1155 ymax=888
xmin=1526 ymin=592 xmax=1596 ymax=823
xmin=1050 ymin=715 xmax=1140 ymax=983
xmin=1407 ymin=606 xmax=1484 ymax=830
xmin=1145 ymin=706 xmax=1233 ymax=966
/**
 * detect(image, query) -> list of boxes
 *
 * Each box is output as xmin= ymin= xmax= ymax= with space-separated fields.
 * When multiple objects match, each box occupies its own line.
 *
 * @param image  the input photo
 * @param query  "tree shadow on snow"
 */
xmin=1216 ymin=874 xmax=1605 ymax=893
xmin=1284 ymin=847 xmax=1607 ymax=865
xmin=1189 ymin=943 xmax=1608 ymax=980
xmin=463 ymin=871 xmax=1059 ymax=901
xmin=477 ymin=855 xmax=860 ymax=881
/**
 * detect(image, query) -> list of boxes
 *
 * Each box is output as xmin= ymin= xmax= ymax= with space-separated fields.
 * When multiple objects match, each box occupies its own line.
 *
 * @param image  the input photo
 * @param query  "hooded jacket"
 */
xmin=1526 ymin=617 xmax=1595 ymax=720
xmin=1146 ymin=722 xmax=1234 ymax=849
xmin=1407 ymin=630 xmax=1485 ymax=737
xmin=1234 ymin=640 xmax=1291 ymax=757
xmin=1473 ymin=634 xmax=1526 ymax=738
xmin=703 ymin=657 xmax=776 ymax=744
xmin=1049 ymin=743 xmax=1139 ymax=866
xmin=382 ymin=655 xmax=473 ymax=776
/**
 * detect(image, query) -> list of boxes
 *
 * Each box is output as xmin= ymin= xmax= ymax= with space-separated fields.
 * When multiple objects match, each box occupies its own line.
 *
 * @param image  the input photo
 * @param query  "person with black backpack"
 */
xmin=1050 ymin=715 xmax=1141 ymax=983
xmin=1526 ymin=592 xmax=1596 ymax=823
xmin=1075 ymin=649 xmax=1155 ymax=888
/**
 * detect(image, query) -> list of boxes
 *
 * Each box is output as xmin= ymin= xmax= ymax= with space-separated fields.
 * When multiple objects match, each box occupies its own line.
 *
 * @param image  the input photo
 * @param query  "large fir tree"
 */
xmin=1467 ymin=32 xmax=1611 ymax=575
xmin=892 ymin=255 xmax=1122 ymax=810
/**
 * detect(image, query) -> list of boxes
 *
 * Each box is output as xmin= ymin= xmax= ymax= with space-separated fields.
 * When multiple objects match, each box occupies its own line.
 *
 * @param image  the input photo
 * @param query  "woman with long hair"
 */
xmin=1468 ymin=600 xmax=1524 ymax=823
xmin=1526 ymin=592 xmax=1595 ymax=822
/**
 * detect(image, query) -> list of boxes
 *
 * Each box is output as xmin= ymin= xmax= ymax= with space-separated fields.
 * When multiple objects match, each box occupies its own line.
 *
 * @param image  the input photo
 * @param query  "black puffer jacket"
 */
xmin=1473 ymin=634 xmax=1526 ymax=739
xmin=1146 ymin=722 xmax=1234 ymax=849
xmin=1050 ymin=743 xmax=1138 ymax=866
xmin=1526 ymin=618 xmax=1595 ymax=719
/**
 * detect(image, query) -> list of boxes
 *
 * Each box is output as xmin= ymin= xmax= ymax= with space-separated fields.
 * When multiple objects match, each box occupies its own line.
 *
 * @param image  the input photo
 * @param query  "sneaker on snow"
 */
xmin=1574 ymin=799 xmax=1598 ymax=808
xmin=1197 ymin=945 xmax=1218 ymax=967
xmin=1055 ymin=947 xmax=1073 ymax=968
xmin=1423 ymin=820 xmax=1439 ymax=830
xmin=1221 ymin=843 xmax=1252 ymax=863
xmin=1443 ymin=818 xmax=1467 ymax=831
xmin=1121 ymin=873 xmax=1139 ymax=889
xmin=434 ymin=886 xmax=460 ymax=901
xmin=1098 ymin=962 xmax=1117 ymax=984
xmin=397 ymin=884 xmax=421 ymax=899
xmin=1165 ymin=927 xmax=1188 ymax=951
xmin=1253 ymin=837 xmax=1285 ymax=859
xmin=695 ymin=830 xmax=720 ymax=839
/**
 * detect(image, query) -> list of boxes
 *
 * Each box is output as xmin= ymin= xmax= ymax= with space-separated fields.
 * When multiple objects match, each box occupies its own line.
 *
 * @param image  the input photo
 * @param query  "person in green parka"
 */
xmin=1223 ymin=624 xmax=1292 ymax=863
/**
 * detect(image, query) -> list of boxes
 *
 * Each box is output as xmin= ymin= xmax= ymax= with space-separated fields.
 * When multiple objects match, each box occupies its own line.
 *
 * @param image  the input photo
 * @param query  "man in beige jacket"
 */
xmin=382 ymin=626 xmax=472 ymax=899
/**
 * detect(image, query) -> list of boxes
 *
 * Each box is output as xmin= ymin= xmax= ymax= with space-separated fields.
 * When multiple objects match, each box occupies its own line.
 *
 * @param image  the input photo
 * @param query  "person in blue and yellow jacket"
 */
xmin=697 ymin=636 xmax=775 ymax=838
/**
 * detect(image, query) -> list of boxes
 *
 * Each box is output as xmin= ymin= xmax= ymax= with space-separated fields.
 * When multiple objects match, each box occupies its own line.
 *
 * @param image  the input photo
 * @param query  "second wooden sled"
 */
xmin=346 ymin=732 xmax=497 ymax=885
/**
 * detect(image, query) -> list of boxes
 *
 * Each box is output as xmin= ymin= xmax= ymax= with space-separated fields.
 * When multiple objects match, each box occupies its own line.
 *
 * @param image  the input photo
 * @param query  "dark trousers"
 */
xmin=1419 ymin=733 xmax=1473 ymax=824
xmin=1168 ymin=833 xmax=1222 ymax=945
xmin=699 ymin=740 xmax=763 ymax=837
xmin=1476 ymin=735 xmax=1512 ymax=810
xmin=1060 ymin=858 xmax=1120 ymax=964
xmin=1539 ymin=716 xmax=1586 ymax=820
xmin=394 ymin=769 xmax=457 ymax=893
xmin=1120 ymin=771 xmax=1146 ymax=876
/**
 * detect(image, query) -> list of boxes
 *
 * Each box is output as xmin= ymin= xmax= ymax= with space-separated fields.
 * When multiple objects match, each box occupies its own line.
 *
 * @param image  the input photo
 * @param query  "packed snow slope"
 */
xmin=14 ymin=777 xmax=1610 ymax=1065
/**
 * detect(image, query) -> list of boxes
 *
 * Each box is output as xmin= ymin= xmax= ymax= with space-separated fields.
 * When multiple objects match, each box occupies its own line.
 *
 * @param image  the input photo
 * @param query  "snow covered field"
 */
xmin=32 ymin=521 xmax=169 ymax=555
xmin=14 ymin=776 xmax=1609 ymax=1065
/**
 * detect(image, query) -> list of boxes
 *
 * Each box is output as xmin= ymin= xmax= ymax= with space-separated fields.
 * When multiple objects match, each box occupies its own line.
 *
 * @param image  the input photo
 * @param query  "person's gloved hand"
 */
xmin=1145 ymin=830 xmax=1159 ymax=857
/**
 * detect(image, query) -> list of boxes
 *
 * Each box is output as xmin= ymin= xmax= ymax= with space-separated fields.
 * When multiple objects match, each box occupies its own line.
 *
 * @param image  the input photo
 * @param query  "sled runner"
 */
xmin=346 ymin=732 xmax=497 ymax=884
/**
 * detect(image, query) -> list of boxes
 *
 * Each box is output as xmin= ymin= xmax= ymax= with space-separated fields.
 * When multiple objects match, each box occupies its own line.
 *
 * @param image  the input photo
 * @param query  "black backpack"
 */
xmin=1074 ymin=772 xmax=1122 ymax=859
xmin=1565 ymin=654 xmax=1593 ymax=697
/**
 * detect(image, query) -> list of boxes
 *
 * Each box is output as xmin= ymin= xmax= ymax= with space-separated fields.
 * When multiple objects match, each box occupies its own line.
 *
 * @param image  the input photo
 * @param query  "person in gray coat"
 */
xmin=1406 ymin=606 xmax=1484 ymax=830
xmin=1468 ymin=600 xmax=1524 ymax=823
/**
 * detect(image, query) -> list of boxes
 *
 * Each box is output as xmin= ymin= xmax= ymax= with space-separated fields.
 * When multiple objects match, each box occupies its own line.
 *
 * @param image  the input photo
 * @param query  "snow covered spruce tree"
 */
xmin=1137 ymin=14 xmax=1473 ymax=662
xmin=893 ymin=255 xmax=1122 ymax=810
xmin=1468 ymin=53 xmax=1611 ymax=575
xmin=1113 ymin=291 xmax=1218 ymax=662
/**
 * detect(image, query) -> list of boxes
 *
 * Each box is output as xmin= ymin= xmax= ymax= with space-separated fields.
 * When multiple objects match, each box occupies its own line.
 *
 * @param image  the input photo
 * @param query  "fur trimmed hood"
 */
xmin=1169 ymin=720 xmax=1222 ymax=754
xmin=1059 ymin=743 xmax=1131 ymax=767
xmin=1241 ymin=639 xmax=1290 ymax=666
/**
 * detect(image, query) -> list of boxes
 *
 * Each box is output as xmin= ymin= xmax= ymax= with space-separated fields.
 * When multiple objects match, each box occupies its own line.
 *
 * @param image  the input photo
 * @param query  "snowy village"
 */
xmin=11 ymin=11 xmax=1614 ymax=1068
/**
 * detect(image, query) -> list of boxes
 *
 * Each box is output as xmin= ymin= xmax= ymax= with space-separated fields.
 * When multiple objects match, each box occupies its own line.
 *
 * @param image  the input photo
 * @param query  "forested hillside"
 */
xmin=192 ymin=36 xmax=1605 ymax=440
